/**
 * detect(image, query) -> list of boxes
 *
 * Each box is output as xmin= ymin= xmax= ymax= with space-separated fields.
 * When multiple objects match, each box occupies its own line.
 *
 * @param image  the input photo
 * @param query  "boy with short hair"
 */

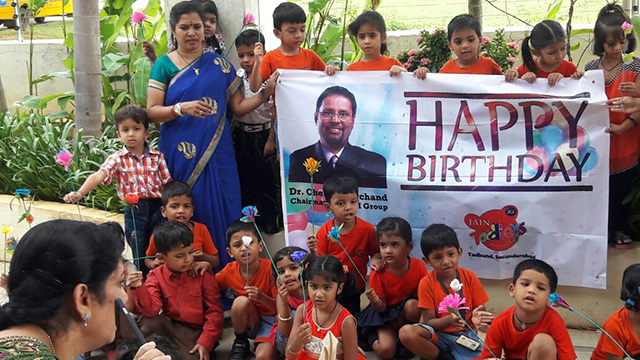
xmin=398 ymin=223 xmax=494 ymax=360
xmin=63 ymin=104 xmax=171 ymax=273
xmin=128 ymin=221 xmax=223 ymax=360
xmin=145 ymin=181 xmax=220 ymax=270
xmin=478 ymin=259 xmax=577 ymax=360
xmin=216 ymin=220 xmax=278 ymax=360
xmin=232 ymin=29 xmax=281 ymax=234
xmin=307 ymin=175 xmax=382 ymax=315
xmin=439 ymin=14 xmax=515 ymax=80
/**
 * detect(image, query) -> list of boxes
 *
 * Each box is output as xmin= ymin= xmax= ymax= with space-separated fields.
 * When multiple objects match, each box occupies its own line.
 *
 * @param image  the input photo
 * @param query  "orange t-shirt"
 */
xmin=479 ymin=306 xmax=576 ymax=360
xmin=439 ymin=57 xmax=503 ymax=75
xmin=591 ymin=307 xmax=640 ymax=360
xmin=517 ymin=59 xmax=577 ymax=78
xmin=215 ymin=258 xmax=278 ymax=316
xmin=417 ymin=267 xmax=488 ymax=333
xmin=259 ymin=48 xmax=326 ymax=81
xmin=347 ymin=56 xmax=403 ymax=71
xmin=370 ymin=257 xmax=427 ymax=306
xmin=146 ymin=221 xmax=218 ymax=256
xmin=316 ymin=218 xmax=379 ymax=291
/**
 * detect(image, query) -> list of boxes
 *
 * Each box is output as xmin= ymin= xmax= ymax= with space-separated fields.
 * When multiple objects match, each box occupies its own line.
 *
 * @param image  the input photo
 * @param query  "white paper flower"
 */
xmin=450 ymin=279 xmax=463 ymax=292
xmin=241 ymin=235 xmax=253 ymax=248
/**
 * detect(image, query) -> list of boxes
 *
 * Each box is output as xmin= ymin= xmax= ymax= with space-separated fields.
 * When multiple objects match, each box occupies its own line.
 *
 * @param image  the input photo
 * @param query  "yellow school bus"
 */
xmin=0 ymin=0 xmax=73 ymax=29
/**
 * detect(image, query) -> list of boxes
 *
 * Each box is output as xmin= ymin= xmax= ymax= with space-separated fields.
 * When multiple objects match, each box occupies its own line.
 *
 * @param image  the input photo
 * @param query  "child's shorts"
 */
xmin=435 ymin=330 xmax=482 ymax=360
xmin=249 ymin=314 xmax=276 ymax=343
xmin=271 ymin=309 xmax=297 ymax=355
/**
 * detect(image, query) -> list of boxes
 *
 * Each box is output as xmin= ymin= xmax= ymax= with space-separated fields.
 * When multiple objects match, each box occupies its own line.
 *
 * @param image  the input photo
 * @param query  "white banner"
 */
xmin=276 ymin=70 xmax=609 ymax=289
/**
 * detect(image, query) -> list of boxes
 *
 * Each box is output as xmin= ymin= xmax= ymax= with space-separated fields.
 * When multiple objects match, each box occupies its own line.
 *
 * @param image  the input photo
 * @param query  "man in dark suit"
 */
xmin=288 ymin=86 xmax=387 ymax=188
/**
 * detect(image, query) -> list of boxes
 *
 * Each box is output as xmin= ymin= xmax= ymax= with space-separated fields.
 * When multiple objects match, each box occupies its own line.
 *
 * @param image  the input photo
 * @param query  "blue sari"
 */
xmin=150 ymin=52 xmax=241 ymax=268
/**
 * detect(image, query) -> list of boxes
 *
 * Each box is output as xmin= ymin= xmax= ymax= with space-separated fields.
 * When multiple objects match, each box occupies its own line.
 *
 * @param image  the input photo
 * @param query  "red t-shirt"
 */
xmin=417 ymin=267 xmax=488 ymax=333
xmin=259 ymin=48 xmax=326 ymax=80
xmin=215 ymin=258 xmax=278 ymax=315
xmin=347 ymin=56 xmax=403 ymax=71
xmin=370 ymin=257 xmax=427 ymax=306
xmin=517 ymin=59 xmax=577 ymax=78
xmin=439 ymin=57 xmax=503 ymax=75
xmin=479 ymin=305 xmax=577 ymax=360
xmin=146 ymin=221 xmax=218 ymax=256
xmin=592 ymin=307 xmax=640 ymax=360
xmin=132 ymin=264 xmax=223 ymax=351
xmin=316 ymin=218 xmax=379 ymax=291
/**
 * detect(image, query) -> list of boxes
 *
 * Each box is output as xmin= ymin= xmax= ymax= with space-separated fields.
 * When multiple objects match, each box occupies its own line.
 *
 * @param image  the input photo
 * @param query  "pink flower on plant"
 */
xmin=408 ymin=49 xmax=417 ymax=56
xmin=421 ymin=58 xmax=431 ymax=65
xmin=481 ymin=36 xmax=491 ymax=45
xmin=416 ymin=36 xmax=423 ymax=44
xmin=438 ymin=293 xmax=470 ymax=315
xmin=508 ymin=42 xmax=519 ymax=50
xmin=404 ymin=62 xmax=410 ymax=69
xmin=507 ymin=56 xmax=517 ymax=63
xmin=245 ymin=12 xmax=255 ymax=25
xmin=408 ymin=56 xmax=415 ymax=63
xmin=131 ymin=11 xmax=147 ymax=25
xmin=55 ymin=150 xmax=72 ymax=171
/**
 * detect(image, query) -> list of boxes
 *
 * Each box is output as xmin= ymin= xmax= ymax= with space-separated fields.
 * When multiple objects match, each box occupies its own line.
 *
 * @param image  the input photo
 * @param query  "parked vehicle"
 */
xmin=0 ymin=0 xmax=73 ymax=30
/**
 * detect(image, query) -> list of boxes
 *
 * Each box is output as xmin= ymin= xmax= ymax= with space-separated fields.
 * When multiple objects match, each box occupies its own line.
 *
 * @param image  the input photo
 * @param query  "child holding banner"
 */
xmin=585 ymin=3 xmax=640 ymax=248
xmin=347 ymin=10 xmax=427 ymax=80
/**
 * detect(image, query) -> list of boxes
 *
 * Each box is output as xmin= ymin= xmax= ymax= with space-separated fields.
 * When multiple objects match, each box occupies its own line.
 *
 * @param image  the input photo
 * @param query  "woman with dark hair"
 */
xmin=0 ymin=220 xmax=168 ymax=360
xmin=147 ymin=1 xmax=277 ymax=272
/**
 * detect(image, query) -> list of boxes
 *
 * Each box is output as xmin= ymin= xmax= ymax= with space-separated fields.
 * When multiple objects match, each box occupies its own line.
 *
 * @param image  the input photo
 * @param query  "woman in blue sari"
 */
xmin=147 ymin=1 xmax=276 ymax=270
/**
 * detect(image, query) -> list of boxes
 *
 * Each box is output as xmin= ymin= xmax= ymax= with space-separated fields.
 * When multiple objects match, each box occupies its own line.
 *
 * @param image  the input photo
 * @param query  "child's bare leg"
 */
xmin=230 ymin=295 xmax=259 ymax=333
xmin=527 ymin=333 xmax=557 ymax=360
xmin=398 ymin=324 xmax=441 ymax=360
xmin=401 ymin=299 xmax=421 ymax=323
xmin=255 ymin=342 xmax=278 ymax=360
xmin=373 ymin=324 xmax=397 ymax=360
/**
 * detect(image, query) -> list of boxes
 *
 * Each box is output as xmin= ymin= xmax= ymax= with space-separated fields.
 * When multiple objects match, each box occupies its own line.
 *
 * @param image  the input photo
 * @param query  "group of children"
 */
xmin=57 ymin=0 xmax=640 ymax=359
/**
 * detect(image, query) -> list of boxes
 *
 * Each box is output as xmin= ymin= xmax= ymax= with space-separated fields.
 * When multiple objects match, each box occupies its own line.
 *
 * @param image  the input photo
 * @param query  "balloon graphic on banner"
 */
xmin=287 ymin=212 xmax=308 ymax=232
xmin=579 ymin=146 xmax=598 ymax=172
xmin=306 ymin=209 xmax=332 ymax=226
xmin=555 ymin=143 xmax=580 ymax=170
xmin=541 ymin=125 xmax=565 ymax=154
xmin=288 ymin=230 xmax=310 ymax=250
xmin=524 ymin=146 xmax=549 ymax=175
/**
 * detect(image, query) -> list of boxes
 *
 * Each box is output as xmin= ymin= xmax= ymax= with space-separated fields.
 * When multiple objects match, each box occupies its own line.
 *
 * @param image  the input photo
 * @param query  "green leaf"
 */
xmin=46 ymin=111 xmax=71 ymax=120
xmin=544 ymin=0 xmax=563 ymax=20
xmin=571 ymin=29 xmax=592 ymax=36
xmin=102 ymin=53 xmax=129 ymax=76
xmin=132 ymin=57 xmax=151 ymax=106
xmin=32 ymin=70 xmax=73 ymax=85
xmin=104 ymin=0 xmax=136 ymax=51
xmin=62 ymin=50 xmax=74 ymax=70
xmin=57 ymin=94 xmax=75 ymax=110
xmin=143 ymin=0 xmax=161 ymax=17
xmin=19 ymin=95 xmax=46 ymax=110
xmin=570 ymin=43 xmax=581 ymax=51
xmin=64 ymin=32 xmax=74 ymax=49
xmin=113 ymin=91 xmax=129 ymax=111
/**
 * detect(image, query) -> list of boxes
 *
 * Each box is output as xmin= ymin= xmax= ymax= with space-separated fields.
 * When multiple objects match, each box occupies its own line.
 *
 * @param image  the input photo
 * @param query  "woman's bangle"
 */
xmin=259 ymin=89 xmax=268 ymax=103
xmin=278 ymin=314 xmax=291 ymax=322
xmin=287 ymin=344 xmax=300 ymax=354
xmin=627 ymin=116 xmax=638 ymax=127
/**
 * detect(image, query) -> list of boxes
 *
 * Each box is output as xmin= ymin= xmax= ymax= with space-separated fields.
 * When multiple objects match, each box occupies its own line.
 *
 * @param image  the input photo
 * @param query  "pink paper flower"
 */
xmin=481 ymin=36 xmax=491 ymax=45
xmin=438 ymin=293 xmax=470 ymax=314
xmin=416 ymin=36 xmax=423 ymax=44
xmin=622 ymin=21 xmax=634 ymax=35
xmin=507 ymin=56 xmax=517 ymax=63
xmin=55 ymin=150 xmax=72 ymax=171
xmin=131 ymin=11 xmax=147 ymax=25
xmin=245 ymin=12 xmax=255 ymax=25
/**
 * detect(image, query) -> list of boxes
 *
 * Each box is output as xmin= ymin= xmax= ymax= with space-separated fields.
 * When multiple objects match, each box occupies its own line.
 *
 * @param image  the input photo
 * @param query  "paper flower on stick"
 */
xmin=5 ymin=236 xmax=16 ymax=254
xmin=55 ymin=150 xmax=72 ymax=171
xmin=623 ymin=21 xmax=634 ymax=35
xmin=241 ymin=235 xmax=253 ymax=248
xmin=328 ymin=224 xmax=344 ymax=243
xmin=240 ymin=205 xmax=258 ymax=223
xmin=14 ymin=189 xmax=29 ymax=196
xmin=131 ymin=11 xmax=148 ymax=25
xmin=244 ymin=12 xmax=256 ymax=26
xmin=303 ymin=157 xmax=321 ymax=176
xmin=124 ymin=194 xmax=139 ymax=205
xmin=450 ymin=279 xmax=463 ymax=292
xmin=548 ymin=292 xmax=571 ymax=309
xmin=438 ymin=293 xmax=470 ymax=317
xmin=291 ymin=250 xmax=308 ymax=264
xmin=1 ymin=226 xmax=13 ymax=235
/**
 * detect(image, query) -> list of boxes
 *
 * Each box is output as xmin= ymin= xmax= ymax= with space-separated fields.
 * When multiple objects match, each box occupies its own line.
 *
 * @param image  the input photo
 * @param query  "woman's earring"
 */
xmin=82 ymin=312 xmax=91 ymax=327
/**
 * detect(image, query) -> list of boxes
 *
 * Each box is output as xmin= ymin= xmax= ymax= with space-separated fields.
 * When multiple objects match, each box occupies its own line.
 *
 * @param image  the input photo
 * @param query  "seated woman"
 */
xmin=0 ymin=219 xmax=168 ymax=360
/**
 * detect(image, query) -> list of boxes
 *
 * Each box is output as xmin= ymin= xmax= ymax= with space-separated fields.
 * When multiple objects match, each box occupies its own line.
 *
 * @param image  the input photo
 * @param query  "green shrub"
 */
xmin=396 ymin=28 xmax=451 ymax=73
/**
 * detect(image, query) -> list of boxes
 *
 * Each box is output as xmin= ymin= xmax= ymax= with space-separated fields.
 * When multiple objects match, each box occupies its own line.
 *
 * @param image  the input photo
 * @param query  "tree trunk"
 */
xmin=469 ymin=0 xmax=483 ymax=31
xmin=73 ymin=0 xmax=102 ymax=138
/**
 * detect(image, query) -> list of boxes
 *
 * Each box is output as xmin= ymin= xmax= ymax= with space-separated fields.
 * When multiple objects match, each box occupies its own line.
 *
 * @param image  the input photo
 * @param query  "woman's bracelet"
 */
xmin=627 ymin=116 xmax=638 ymax=127
xmin=287 ymin=344 xmax=301 ymax=354
xmin=259 ymin=89 xmax=268 ymax=103
xmin=278 ymin=314 xmax=292 ymax=322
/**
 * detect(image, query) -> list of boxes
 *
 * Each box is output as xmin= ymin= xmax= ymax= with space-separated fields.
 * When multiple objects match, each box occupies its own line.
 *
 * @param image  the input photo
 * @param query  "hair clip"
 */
xmin=627 ymin=299 xmax=636 ymax=307
xmin=608 ymin=9 xmax=616 ymax=13
xmin=342 ymin=265 xmax=349 ymax=273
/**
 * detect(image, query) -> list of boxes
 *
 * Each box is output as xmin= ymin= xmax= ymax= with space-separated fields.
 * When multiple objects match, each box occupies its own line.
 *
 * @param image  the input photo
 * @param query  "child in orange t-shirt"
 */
xmin=346 ymin=11 xmax=427 ymax=80
xmin=439 ymin=14 xmax=517 ymax=81
xmin=358 ymin=217 xmax=428 ymax=359
xmin=145 ymin=181 xmax=219 ymax=270
xmin=479 ymin=259 xmax=576 ymax=360
xmin=517 ymin=20 xmax=582 ymax=86
xmin=592 ymin=263 xmax=640 ymax=360
xmin=307 ymin=175 xmax=383 ymax=315
xmin=216 ymin=220 xmax=278 ymax=360
xmin=399 ymin=224 xmax=493 ymax=360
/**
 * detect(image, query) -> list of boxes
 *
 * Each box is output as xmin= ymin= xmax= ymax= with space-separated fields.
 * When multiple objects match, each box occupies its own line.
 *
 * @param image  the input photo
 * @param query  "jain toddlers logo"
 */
xmin=464 ymin=205 xmax=527 ymax=251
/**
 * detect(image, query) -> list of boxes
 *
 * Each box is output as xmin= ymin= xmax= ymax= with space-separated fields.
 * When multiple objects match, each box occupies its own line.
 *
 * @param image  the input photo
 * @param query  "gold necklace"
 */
xmin=44 ymin=331 xmax=57 ymax=356
xmin=176 ymin=49 xmax=201 ymax=75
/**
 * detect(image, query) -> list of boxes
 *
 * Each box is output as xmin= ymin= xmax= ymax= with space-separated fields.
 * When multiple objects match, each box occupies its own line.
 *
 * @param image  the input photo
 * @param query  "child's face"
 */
xmin=274 ymin=22 xmax=306 ymax=51
xmin=307 ymin=275 xmax=342 ymax=311
xmin=160 ymin=244 xmax=194 ymax=273
xmin=535 ymin=40 xmax=566 ymax=69
xmin=116 ymin=118 xmax=149 ymax=152
xmin=509 ymin=269 xmax=551 ymax=313
xmin=276 ymin=256 xmax=302 ymax=292
xmin=203 ymin=12 xmax=217 ymax=40
xmin=356 ymin=23 xmax=384 ymax=58
xmin=226 ymin=230 xmax=262 ymax=266
xmin=324 ymin=192 xmax=359 ymax=225
xmin=448 ymin=28 xmax=480 ymax=65
xmin=237 ymin=43 xmax=257 ymax=73
xmin=603 ymin=34 xmax=626 ymax=59
xmin=424 ymin=246 xmax=462 ymax=280
xmin=379 ymin=233 xmax=411 ymax=268
xmin=161 ymin=195 xmax=193 ymax=224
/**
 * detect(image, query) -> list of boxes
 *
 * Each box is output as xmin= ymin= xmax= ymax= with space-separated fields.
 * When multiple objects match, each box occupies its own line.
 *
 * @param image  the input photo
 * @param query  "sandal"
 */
xmin=612 ymin=231 xmax=634 ymax=248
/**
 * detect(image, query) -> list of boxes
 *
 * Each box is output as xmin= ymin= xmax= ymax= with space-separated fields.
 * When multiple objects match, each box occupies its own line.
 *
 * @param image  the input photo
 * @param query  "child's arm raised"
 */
xmin=307 ymin=235 xmax=319 ymax=256
xmin=286 ymin=308 xmax=311 ymax=359
xmin=63 ymin=170 xmax=107 ymax=203
xmin=229 ymin=72 xmax=279 ymax=117
xmin=340 ymin=315 xmax=360 ymax=360
xmin=245 ymin=285 xmax=277 ymax=313
xmin=129 ymin=270 xmax=163 ymax=317
xmin=276 ymin=283 xmax=294 ymax=337
xmin=249 ymin=42 xmax=266 ymax=93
